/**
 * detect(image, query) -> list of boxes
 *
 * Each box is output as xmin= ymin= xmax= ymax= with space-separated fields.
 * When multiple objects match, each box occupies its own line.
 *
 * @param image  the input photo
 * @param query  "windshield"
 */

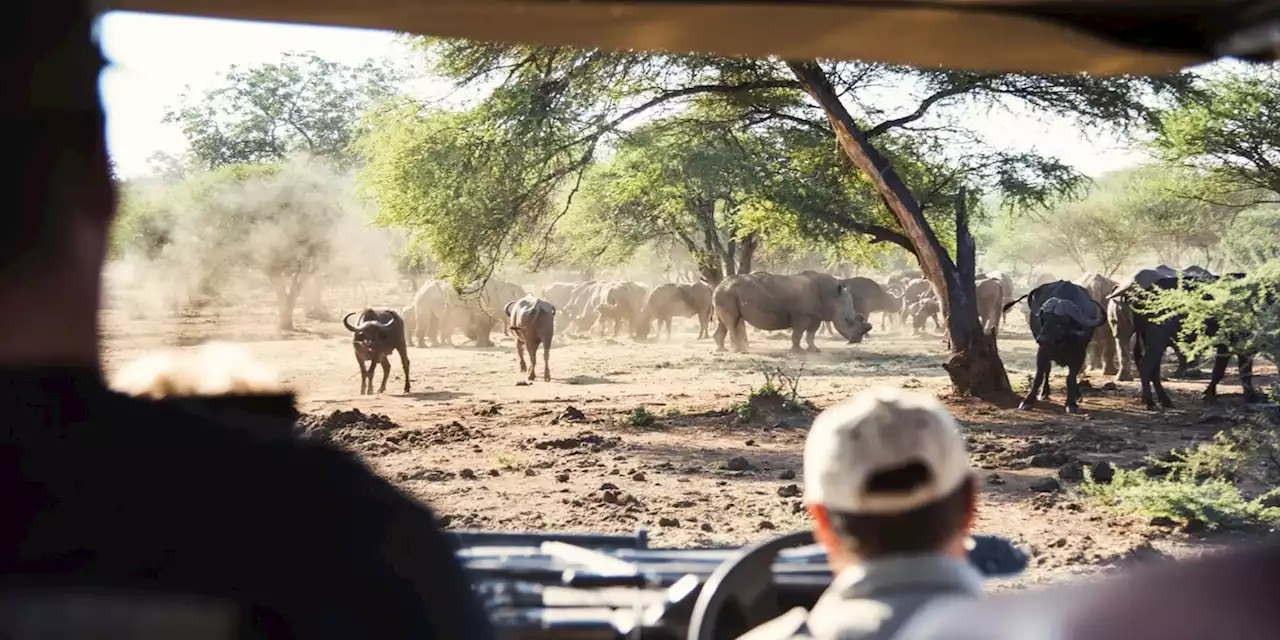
xmin=99 ymin=8 xmax=1280 ymax=588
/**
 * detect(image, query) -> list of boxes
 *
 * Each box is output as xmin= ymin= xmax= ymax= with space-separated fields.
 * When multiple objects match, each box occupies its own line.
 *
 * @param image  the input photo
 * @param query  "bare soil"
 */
xmin=100 ymin=282 xmax=1279 ymax=590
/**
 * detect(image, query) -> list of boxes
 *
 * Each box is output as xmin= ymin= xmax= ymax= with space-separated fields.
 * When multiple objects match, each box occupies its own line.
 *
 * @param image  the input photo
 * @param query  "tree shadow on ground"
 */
xmin=617 ymin=440 xmax=805 ymax=483
xmin=562 ymin=375 xmax=617 ymax=385
xmin=405 ymin=390 xmax=472 ymax=402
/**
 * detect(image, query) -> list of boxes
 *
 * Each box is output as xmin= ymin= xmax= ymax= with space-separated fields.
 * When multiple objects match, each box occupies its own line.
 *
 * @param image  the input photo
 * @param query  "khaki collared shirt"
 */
xmin=738 ymin=554 xmax=985 ymax=640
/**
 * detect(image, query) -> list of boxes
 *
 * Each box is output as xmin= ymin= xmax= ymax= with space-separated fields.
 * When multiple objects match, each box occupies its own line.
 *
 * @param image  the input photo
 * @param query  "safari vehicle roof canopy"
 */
xmin=98 ymin=0 xmax=1280 ymax=74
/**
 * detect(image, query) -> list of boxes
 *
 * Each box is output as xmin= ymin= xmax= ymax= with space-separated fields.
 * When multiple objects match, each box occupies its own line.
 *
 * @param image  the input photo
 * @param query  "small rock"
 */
xmin=659 ymin=517 xmax=680 ymax=528
xmin=1030 ymin=452 xmax=1070 ymax=468
xmin=602 ymin=491 xmax=619 ymax=504
xmin=700 ymin=522 xmax=714 ymax=532
xmin=777 ymin=484 xmax=802 ymax=498
xmin=488 ymin=469 xmax=500 ymax=477
xmin=779 ymin=469 xmax=797 ymax=480
xmin=725 ymin=457 xmax=754 ymax=471
xmin=1030 ymin=477 xmax=1061 ymax=493
xmin=758 ymin=520 xmax=777 ymax=531
xmin=524 ymin=468 xmax=538 ymax=476
xmin=745 ymin=439 xmax=757 ymax=447
xmin=1101 ymin=382 xmax=1118 ymax=391
xmin=1090 ymin=461 xmax=1115 ymax=483
xmin=1058 ymin=461 xmax=1084 ymax=482
xmin=631 ymin=472 xmax=647 ymax=482
xmin=985 ymin=473 xmax=1005 ymax=485
xmin=560 ymin=406 xmax=587 ymax=422
xmin=556 ymin=473 xmax=570 ymax=483
xmin=1149 ymin=516 xmax=1177 ymax=528
xmin=515 ymin=380 xmax=530 ymax=387
xmin=600 ymin=482 xmax=619 ymax=490
xmin=1262 ymin=493 xmax=1280 ymax=509
xmin=1050 ymin=537 xmax=1067 ymax=548
xmin=459 ymin=468 xmax=477 ymax=480
xmin=673 ymin=500 xmax=696 ymax=508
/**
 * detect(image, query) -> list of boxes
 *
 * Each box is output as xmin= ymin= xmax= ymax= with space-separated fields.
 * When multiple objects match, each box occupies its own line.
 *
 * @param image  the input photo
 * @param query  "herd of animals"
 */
xmin=338 ymin=264 xmax=1269 ymax=415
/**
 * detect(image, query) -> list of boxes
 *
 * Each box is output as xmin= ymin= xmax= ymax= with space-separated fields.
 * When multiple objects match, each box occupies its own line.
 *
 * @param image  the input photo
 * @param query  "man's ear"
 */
xmin=961 ymin=473 xmax=979 ymax=533
xmin=807 ymin=503 xmax=837 ymax=549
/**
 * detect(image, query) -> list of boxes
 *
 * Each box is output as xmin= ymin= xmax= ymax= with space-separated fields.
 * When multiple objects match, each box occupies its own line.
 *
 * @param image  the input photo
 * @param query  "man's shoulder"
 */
xmin=737 ymin=607 xmax=814 ymax=640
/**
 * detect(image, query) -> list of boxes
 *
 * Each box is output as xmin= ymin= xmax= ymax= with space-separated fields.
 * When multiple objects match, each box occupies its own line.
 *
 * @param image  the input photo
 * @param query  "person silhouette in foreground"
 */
xmin=0 ymin=2 xmax=496 ymax=638
xmin=897 ymin=517 xmax=1280 ymax=639
xmin=740 ymin=387 xmax=984 ymax=640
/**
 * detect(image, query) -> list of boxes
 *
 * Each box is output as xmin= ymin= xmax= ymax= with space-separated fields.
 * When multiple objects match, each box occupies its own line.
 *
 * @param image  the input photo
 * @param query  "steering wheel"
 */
xmin=686 ymin=530 xmax=815 ymax=640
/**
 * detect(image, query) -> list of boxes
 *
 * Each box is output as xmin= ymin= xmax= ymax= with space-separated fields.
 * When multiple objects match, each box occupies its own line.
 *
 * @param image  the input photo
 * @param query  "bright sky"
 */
xmin=98 ymin=10 xmax=1151 ymax=180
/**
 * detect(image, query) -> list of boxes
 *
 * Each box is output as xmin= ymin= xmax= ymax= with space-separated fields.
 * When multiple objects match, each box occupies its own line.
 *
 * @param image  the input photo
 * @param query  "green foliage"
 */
xmin=357 ymin=102 xmax=589 ymax=287
xmin=1153 ymin=64 xmax=1280 ymax=205
xmin=1079 ymin=428 xmax=1280 ymax=531
xmin=986 ymin=163 xmax=1247 ymax=275
xmin=165 ymin=51 xmax=405 ymax=171
xmin=372 ymin=39 xmax=1175 ymax=280
xmin=731 ymin=366 xmax=814 ymax=423
xmin=627 ymin=406 xmax=657 ymax=427
xmin=1221 ymin=207 xmax=1280 ymax=269
xmin=1133 ymin=261 xmax=1280 ymax=364
xmin=109 ymin=158 xmax=350 ymax=327
xmin=111 ymin=180 xmax=177 ymax=261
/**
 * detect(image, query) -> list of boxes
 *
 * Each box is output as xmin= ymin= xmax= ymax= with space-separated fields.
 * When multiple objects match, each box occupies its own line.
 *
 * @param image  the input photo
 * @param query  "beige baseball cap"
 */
xmin=804 ymin=386 xmax=972 ymax=515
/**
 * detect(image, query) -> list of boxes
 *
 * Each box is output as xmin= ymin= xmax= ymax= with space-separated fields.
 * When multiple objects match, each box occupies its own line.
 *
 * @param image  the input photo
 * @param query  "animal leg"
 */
xmin=1202 ymin=347 xmax=1230 ymax=404
xmin=788 ymin=328 xmax=805 ymax=354
xmin=1102 ymin=330 xmax=1119 ymax=376
xmin=1138 ymin=339 xmax=1171 ymax=409
xmin=355 ymin=354 xmax=370 ymax=395
xmin=542 ymin=339 xmax=551 ymax=382
xmin=713 ymin=321 xmax=729 ymax=352
xmin=1020 ymin=353 xmax=1049 ymax=410
xmin=426 ymin=314 xmax=439 ymax=347
xmin=804 ymin=324 xmax=819 ymax=353
xmin=398 ymin=345 xmax=411 ymax=394
xmin=1171 ymin=343 xmax=1192 ymax=378
xmin=1239 ymin=354 xmax=1262 ymax=402
xmin=1064 ymin=360 xmax=1085 ymax=414
xmin=377 ymin=355 xmax=391 ymax=394
xmin=516 ymin=336 xmax=528 ymax=372
xmin=731 ymin=318 xmax=749 ymax=353
xmin=1115 ymin=331 xmax=1134 ymax=382
xmin=525 ymin=338 xmax=538 ymax=382
xmin=1040 ymin=372 xmax=1051 ymax=399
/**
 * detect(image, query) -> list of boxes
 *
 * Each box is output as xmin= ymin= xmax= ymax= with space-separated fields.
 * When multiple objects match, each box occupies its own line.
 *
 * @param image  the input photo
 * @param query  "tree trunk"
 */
xmin=737 ymin=232 xmax=758 ymax=276
xmin=274 ymin=281 xmax=298 ymax=332
xmin=788 ymin=60 xmax=1010 ymax=397
xmin=302 ymin=276 xmax=332 ymax=321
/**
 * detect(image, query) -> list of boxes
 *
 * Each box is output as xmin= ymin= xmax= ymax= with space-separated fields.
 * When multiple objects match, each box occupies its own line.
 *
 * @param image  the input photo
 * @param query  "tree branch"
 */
xmin=864 ymin=82 xmax=977 ymax=138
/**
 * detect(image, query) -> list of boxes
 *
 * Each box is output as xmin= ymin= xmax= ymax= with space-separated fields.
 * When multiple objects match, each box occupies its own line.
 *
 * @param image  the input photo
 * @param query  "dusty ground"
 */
xmin=100 ymin=282 xmax=1279 ymax=590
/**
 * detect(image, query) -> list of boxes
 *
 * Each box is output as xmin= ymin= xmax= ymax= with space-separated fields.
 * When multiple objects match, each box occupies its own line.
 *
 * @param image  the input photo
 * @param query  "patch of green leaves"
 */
xmin=1078 ymin=427 xmax=1280 ymax=531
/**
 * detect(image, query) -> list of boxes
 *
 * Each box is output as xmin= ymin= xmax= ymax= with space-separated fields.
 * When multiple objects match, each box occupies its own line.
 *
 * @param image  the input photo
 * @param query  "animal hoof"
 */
xmin=1017 ymin=402 xmax=1032 ymax=410
xmin=1065 ymin=406 xmax=1080 ymax=415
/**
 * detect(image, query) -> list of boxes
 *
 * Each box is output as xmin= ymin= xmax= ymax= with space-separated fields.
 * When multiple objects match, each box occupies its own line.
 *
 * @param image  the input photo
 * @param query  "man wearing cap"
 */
xmin=740 ymin=386 xmax=983 ymax=640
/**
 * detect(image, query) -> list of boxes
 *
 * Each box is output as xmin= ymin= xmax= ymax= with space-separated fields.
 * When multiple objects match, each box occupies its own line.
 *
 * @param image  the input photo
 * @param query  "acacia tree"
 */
xmin=1154 ymin=64 xmax=1280 ymax=207
xmin=166 ymin=52 xmax=405 ymax=171
xmin=184 ymin=162 xmax=345 ymax=331
xmin=360 ymin=41 xmax=1189 ymax=394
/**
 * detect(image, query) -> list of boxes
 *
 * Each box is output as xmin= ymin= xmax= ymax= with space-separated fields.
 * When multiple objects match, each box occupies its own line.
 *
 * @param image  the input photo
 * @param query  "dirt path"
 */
xmin=100 ymin=285 xmax=1278 ymax=589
